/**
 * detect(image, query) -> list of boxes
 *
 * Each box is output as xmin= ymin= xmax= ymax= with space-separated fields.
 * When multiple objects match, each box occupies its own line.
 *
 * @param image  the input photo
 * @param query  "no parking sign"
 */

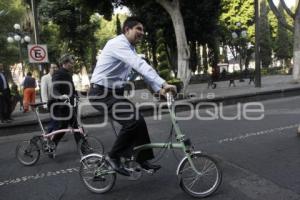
xmin=27 ymin=44 xmax=49 ymax=63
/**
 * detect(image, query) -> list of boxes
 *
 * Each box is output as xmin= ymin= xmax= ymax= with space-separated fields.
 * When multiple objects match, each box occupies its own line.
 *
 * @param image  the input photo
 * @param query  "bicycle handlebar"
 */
xmin=63 ymin=96 xmax=81 ymax=108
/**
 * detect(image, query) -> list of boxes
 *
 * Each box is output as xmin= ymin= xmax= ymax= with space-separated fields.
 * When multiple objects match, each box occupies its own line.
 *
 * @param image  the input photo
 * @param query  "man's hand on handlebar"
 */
xmin=159 ymin=82 xmax=177 ymax=97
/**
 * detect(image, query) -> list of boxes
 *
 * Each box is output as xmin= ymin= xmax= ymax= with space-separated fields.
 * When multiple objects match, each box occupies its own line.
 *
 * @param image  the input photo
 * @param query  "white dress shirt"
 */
xmin=40 ymin=73 xmax=52 ymax=103
xmin=91 ymin=34 xmax=165 ymax=92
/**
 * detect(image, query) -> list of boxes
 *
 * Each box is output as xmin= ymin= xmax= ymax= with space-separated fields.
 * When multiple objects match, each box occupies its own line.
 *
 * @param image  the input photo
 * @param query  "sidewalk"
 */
xmin=1 ymin=75 xmax=300 ymax=131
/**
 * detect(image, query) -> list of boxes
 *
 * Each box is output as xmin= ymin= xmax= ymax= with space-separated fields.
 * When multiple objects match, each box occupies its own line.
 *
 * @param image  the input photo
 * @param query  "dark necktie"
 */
xmin=0 ymin=73 xmax=5 ymax=89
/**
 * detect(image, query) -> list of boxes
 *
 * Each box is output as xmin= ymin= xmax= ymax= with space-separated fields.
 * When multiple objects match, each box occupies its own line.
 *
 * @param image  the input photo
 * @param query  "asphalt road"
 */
xmin=1 ymin=96 xmax=300 ymax=200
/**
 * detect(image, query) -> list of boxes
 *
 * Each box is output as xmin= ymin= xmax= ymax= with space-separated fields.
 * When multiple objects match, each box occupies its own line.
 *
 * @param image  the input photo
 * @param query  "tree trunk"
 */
xmin=202 ymin=44 xmax=208 ymax=74
xmin=157 ymin=0 xmax=191 ymax=92
xmin=293 ymin=7 xmax=300 ymax=80
xmin=189 ymin=41 xmax=197 ymax=72
xmin=151 ymin=42 xmax=158 ymax=69
xmin=90 ymin=39 xmax=97 ymax=73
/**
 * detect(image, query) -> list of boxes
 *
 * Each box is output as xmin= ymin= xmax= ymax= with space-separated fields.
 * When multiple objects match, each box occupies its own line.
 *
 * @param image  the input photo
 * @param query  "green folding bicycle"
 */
xmin=79 ymin=93 xmax=222 ymax=198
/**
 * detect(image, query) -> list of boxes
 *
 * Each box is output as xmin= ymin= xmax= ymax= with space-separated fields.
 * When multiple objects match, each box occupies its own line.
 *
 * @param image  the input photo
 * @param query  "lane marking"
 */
xmin=218 ymin=124 xmax=298 ymax=144
xmin=0 ymin=167 xmax=78 ymax=187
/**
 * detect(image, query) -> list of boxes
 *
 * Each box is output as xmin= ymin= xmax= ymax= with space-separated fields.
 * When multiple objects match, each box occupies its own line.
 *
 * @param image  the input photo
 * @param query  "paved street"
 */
xmin=1 ymin=95 xmax=300 ymax=199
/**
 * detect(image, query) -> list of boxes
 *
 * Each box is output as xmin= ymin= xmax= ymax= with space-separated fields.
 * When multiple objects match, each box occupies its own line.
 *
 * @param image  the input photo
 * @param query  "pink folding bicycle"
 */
xmin=16 ymin=97 xmax=104 ymax=166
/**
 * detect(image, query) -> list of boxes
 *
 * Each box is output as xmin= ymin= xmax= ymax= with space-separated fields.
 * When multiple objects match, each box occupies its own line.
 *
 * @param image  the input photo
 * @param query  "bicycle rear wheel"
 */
xmin=80 ymin=154 xmax=116 ymax=193
xmin=177 ymin=152 xmax=222 ymax=198
xmin=78 ymin=136 xmax=104 ymax=157
xmin=16 ymin=140 xmax=40 ymax=166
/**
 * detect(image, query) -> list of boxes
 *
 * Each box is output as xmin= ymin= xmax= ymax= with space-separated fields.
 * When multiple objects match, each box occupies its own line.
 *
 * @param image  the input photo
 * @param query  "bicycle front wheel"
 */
xmin=80 ymin=154 xmax=116 ymax=193
xmin=16 ymin=140 xmax=40 ymax=166
xmin=177 ymin=152 xmax=222 ymax=198
xmin=78 ymin=136 xmax=104 ymax=157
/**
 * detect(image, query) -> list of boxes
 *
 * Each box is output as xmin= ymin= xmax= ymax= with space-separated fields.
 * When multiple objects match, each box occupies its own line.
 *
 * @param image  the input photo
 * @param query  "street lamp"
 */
xmin=7 ymin=23 xmax=31 ymax=76
xmin=232 ymin=22 xmax=247 ymax=82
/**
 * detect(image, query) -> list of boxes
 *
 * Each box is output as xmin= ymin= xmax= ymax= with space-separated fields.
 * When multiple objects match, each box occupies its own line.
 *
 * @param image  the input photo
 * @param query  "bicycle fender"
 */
xmin=176 ymin=151 xmax=202 ymax=176
xmin=80 ymin=153 xmax=104 ymax=163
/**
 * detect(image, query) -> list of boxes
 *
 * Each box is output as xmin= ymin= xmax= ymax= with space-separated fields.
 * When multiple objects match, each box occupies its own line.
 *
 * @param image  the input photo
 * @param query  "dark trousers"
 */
xmin=47 ymin=118 xmax=59 ymax=133
xmin=88 ymin=85 xmax=154 ymax=163
xmin=0 ymin=89 xmax=11 ymax=121
xmin=51 ymin=104 xmax=83 ymax=146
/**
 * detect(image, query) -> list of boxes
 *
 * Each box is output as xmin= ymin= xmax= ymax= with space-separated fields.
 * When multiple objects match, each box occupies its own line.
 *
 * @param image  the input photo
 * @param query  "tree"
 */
xmin=0 ymin=0 xmax=26 ymax=67
xmin=259 ymin=0 xmax=272 ymax=68
xmin=116 ymin=14 xmax=122 ymax=35
xmin=219 ymin=0 xmax=255 ymax=73
xmin=182 ymin=0 xmax=221 ymax=73
xmin=38 ymin=0 xmax=114 ymax=72
xmin=202 ymin=44 xmax=209 ymax=74
xmin=268 ymin=0 xmax=300 ymax=81
xmin=157 ymin=0 xmax=190 ymax=90
xmin=156 ymin=29 xmax=171 ymax=80
xmin=273 ymin=2 xmax=293 ymax=68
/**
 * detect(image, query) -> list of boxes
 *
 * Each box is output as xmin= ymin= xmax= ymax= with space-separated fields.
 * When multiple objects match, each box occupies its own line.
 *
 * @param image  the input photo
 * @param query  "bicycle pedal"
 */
xmin=124 ymin=167 xmax=142 ymax=180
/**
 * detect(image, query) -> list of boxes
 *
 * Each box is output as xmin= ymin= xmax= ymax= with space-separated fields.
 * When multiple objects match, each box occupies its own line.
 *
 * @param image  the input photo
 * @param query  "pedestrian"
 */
xmin=10 ymin=83 xmax=23 ymax=112
xmin=0 ymin=63 xmax=13 ymax=123
xmin=48 ymin=54 xmax=85 ymax=157
xmin=41 ymin=63 xmax=59 ymax=133
xmin=21 ymin=71 xmax=36 ymax=113
xmin=88 ymin=16 xmax=176 ymax=176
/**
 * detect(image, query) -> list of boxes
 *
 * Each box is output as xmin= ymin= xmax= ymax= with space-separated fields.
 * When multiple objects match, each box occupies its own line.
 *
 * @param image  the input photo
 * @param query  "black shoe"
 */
xmin=106 ymin=156 xmax=130 ymax=176
xmin=140 ymin=161 xmax=161 ymax=171
xmin=47 ymin=141 xmax=56 ymax=159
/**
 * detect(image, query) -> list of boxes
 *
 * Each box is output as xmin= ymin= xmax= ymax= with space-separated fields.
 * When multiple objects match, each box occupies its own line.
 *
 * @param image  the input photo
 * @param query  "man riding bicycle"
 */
xmin=49 ymin=54 xmax=86 ymax=157
xmin=88 ymin=17 xmax=176 ymax=176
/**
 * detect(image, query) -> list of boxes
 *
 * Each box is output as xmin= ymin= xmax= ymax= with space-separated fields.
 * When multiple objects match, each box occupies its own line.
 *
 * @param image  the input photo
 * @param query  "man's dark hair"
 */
xmin=122 ymin=16 xmax=143 ymax=33
xmin=59 ymin=54 xmax=75 ymax=65
xmin=27 ymin=72 xmax=32 ymax=76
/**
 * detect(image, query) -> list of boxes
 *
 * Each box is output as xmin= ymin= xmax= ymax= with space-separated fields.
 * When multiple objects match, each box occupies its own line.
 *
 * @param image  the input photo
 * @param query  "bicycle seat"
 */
xmin=30 ymin=102 xmax=47 ymax=108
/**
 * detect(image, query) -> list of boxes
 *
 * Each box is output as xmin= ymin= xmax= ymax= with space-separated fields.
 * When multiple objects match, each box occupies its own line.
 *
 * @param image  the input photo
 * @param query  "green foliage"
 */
xmin=39 ymin=21 xmax=61 ymax=63
xmin=0 ymin=0 xmax=26 ymax=67
xmin=156 ymin=29 xmax=170 ymax=80
xmin=273 ymin=3 xmax=293 ymax=62
xmin=182 ymin=0 xmax=221 ymax=44
xmin=259 ymin=0 xmax=272 ymax=68
xmin=261 ymin=66 xmax=288 ymax=75
xmin=95 ymin=14 xmax=127 ymax=49
xmin=38 ymin=0 xmax=114 ymax=72
xmin=167 ymin=78 xmax=182 ymax=84
xmin=220 ymin=0 xmax=254 ymax=44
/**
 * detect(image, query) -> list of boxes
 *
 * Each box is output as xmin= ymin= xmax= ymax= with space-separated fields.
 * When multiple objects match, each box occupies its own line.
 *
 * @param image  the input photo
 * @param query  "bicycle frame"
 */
xmin=79 ymin=94 xmax=221 ymax=197
xmin=133 ymin=93 xmax=201 ymax=174
xmin=32 ymin=101 xmax=86 ymax=140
